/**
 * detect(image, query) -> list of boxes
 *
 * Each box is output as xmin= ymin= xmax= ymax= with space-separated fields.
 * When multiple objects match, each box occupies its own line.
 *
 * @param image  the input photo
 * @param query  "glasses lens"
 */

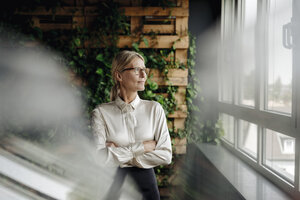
xmin=134 ymin=67 xmax=149 ymax=76
xmin=134 ymin=67 xmax=140 ymax=75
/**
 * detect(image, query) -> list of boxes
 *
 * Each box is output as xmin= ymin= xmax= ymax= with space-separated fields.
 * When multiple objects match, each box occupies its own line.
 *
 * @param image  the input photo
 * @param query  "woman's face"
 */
xmin=118 ymin=57 xmax=147 ymax=93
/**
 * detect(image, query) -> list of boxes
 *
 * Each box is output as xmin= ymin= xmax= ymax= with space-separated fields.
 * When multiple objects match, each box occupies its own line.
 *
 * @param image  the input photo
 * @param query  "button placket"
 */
xmin=128 ymin=111 xmax=136 ymax=144
xmin=123 ymin=105 xmax=136 ymax=144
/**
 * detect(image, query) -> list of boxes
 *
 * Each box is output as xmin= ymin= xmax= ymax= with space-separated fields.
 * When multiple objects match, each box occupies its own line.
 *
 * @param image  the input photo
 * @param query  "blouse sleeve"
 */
xmin=91 ymin=107 xmax=144 ymax=167
xmin=132 ymin=103 xmax=172 ymax=168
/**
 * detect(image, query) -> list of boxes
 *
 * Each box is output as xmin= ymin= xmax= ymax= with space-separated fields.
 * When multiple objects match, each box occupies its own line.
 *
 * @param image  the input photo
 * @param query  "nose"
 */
xmin=139 ymin=70 xmax=147 ymax=78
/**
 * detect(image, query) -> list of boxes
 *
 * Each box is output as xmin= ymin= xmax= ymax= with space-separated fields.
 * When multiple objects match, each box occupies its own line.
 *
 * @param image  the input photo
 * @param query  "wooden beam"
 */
xmin=16 ymin=6 xmax=189 ymax=17
xmin=149 ymin=68 xmax=188 ymax=78
xmin=85 ymin=16 xmax=97 ymax=29
xmin=131 ymin=17 xmax=143 ymax=33
xmin=150 ymin=76 xmax=187 ymax=86
xmin=16 ymin=7 xmax=84 ymax=16
xmin=167 ymin=120 xmax=173 ymax=130
xmin=174 ymin=145 xmax=186 ymax=154
xmin=84 ymin=36 xmax=188 ymax=49
xmin=31 ymin=17 xmax=40 ymax=28
xmin=175 ymin=49 xmax=188 ymax=65
xmin=168 ymin=105 xmax=187 ymax=118
xmin=117 ymin=35 xmax=189 ymax=49
xmin=175 ymin=17 xmax=188 ymax=36
xmin=179 ymin=0 xmax=189 ymax=9
xmin=123 ymin=7 xmax=189 ymax=17
xmin=149 ymin=68 xmax=188 ymax=86
xmin=155 ymin=90 xmax=186 ymax=109
xmin=72 ymin=16 xmax=85 ymax=29
xmin=143 ymin=24 xmax=175 ymax=34
xmin=82 ymin=37 xmax=189 ymax=50
xmin=174 ymin=118 xmax=186 ymax=132
xmin=130 ymin=0 xmax=142 ymax=6
xmin=39 ymin=23 xmax=73 ymax=30
xmin=174 ymin=86 xmax=186 ymax=105
xmin=118 ymin=35 xmax=189 ymax=49
xmin=173 ymin=137 xmax=187 ymax=146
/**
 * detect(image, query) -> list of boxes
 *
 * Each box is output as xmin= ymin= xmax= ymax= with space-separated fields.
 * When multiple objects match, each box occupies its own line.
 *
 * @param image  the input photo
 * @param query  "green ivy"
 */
xmin=0 ymin=0 xmax=224 ymax=189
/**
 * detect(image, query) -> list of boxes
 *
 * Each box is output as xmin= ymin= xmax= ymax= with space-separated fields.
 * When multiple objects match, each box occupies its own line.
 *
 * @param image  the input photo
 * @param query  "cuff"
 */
xmin=131 ymin=142 xmax=145 ymax=157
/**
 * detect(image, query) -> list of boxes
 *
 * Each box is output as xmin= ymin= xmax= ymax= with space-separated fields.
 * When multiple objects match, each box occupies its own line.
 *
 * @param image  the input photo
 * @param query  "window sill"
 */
xmin=195 ymin=143 xmax=292 ymax=200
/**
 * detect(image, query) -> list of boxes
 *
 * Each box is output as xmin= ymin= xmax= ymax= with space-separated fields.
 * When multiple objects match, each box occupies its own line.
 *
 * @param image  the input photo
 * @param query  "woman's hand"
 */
xmin=143 ymin=140 xmax=156 ymax=152
xmin=106 ymin=140 xmax=156 ymax=152
xmin=106 ymin=142 xmax=118 ymax=147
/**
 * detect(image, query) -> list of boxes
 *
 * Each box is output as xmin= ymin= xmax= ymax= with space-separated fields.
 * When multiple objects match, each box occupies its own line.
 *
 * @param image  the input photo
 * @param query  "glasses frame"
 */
xmin=120 ymin=67 xmax=149 ymax=76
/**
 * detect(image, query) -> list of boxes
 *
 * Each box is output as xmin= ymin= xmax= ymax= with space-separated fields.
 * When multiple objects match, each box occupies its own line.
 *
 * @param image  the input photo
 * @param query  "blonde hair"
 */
xmin=110 ymin=50 xmax=145 ymax=101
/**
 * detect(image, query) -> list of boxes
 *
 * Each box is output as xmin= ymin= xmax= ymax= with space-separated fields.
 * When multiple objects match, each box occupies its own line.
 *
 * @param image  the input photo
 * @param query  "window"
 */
xmin=238 ymin=119 xmax=257 ymax=159
xmin=219 ymin=113 xmax=235 ymax=144
xmin=239 ymin=0 xmax=257 ymax=107
xmin=282 ymin=139 xmax=295 ymax=154
xmin=219 ymin=0 xmax=235 ymax=103
xmin=219 ymin=0 xmax=299 ymax=197
xmin=264 ymin=129 xmax=295 ymax=182
xmin=266 ymin=0 xmax=293 ymax=114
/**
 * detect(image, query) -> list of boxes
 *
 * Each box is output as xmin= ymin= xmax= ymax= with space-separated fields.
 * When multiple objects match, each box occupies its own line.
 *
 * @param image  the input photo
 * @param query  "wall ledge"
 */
xmin=196 ymin=143 xmax=292 ymax=200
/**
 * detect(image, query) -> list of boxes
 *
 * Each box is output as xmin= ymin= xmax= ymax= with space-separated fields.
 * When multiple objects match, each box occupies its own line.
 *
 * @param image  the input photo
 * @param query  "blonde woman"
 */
xmin=91 ymin=50 xmax=172 ymax=200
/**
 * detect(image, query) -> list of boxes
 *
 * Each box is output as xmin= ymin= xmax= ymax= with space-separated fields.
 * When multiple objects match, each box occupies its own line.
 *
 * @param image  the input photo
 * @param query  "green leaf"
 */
xmin=69 ymin=61 xmax=75 ymax=67
xmin=74 ymin=38 xmax=81 ymax=47
xmin=96 ymin=68 xmax=103 ymax=75
xmin=149 ymin=82 xmax=158 ymax=90
xmin=132 ymin=42 xmax=139 ymax=51
xmin=96 ymin=54 xmax=105 ymax=62
xmin=78 ymin=49 xmax=84 ymax=57
xmin=143 ymin=38 xmax=149 ymax=47
xmin=146 ymin=90 xmax=155 ymax=97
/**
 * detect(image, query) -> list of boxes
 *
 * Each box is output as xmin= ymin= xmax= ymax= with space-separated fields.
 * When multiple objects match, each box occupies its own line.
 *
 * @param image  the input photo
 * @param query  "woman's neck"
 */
xmin=119 ymin=90 xmax=137 ymax=103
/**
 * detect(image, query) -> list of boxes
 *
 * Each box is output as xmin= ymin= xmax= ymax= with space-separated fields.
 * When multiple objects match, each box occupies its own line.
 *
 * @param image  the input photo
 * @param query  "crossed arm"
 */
xmin=91 ymin=105 xmax=172 ymax=168
xmin=106 ymin=140 xmax=156 ymax=152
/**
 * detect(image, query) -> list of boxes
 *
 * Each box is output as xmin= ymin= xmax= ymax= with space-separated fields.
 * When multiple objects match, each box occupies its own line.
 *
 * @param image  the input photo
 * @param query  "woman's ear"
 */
xmin=115 ymin=71 xmax=122 ymax=82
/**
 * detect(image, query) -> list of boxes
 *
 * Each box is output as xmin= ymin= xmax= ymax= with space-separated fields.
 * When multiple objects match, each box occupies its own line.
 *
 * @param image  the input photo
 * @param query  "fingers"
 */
xmin=106 ymin=142 xmax=113 ymax=147
xmin=144 ymin=140 xmax=156 ymax=145
xmin=143 ymin=140 xmax=156 ymax=152
xmin=106 ymin=142 xmax=118 ymax=147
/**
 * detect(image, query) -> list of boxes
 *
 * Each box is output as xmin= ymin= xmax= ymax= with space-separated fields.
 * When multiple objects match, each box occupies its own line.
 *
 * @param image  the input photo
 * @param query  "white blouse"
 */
xmin=91 ymin=95 xmax=172 ymax=168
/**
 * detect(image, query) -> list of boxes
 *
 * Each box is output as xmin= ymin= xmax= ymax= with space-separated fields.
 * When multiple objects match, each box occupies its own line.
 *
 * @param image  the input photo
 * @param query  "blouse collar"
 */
xmin=115 ymin=95 xmax=140 ymax=112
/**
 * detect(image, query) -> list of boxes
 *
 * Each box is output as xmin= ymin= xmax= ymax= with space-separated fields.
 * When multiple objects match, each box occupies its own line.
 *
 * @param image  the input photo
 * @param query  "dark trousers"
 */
xmin=105 ymin=167 xmax=160 ymax=200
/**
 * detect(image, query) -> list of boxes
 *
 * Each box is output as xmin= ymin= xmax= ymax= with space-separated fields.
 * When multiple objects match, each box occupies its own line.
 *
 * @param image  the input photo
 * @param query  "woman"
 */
xmin=91 ymin=50 xmax=172 ymax=200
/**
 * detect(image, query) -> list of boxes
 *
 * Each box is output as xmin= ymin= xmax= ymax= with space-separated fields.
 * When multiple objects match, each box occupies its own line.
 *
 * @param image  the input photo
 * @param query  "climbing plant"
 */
xmin=0 ymin=0 xmax=224 ymax=190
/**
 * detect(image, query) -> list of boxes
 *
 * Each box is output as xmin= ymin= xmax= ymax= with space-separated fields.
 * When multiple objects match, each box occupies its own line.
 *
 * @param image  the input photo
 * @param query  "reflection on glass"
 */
xmin=267 ymin=0 xmax=292 ymax=114
xmin=239 ymin=0 xmax=257 ymax=106
xmin=264 ymin=129 xmax=295 ymax=182
xmin=220 ymin=113 xmax=234 ymax=144
xmin=220 ymin=56 xmax=233 ymax=103
xmin=223 ymin=0 xmax=234 ymax=37
xmin=238 ymin=119 xmax=257 ymax=158
xmin=220 ymin=0 xmax=234 ymax=103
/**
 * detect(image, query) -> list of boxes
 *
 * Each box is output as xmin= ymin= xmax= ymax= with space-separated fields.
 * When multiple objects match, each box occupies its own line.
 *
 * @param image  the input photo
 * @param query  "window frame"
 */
xmin=218 ymin=0 xmax=300 ymax=197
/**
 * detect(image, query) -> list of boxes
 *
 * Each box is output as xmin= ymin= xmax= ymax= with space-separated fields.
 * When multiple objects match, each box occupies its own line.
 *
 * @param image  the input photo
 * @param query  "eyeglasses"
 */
xmin=121 ymin=67 xmax=150 ymax=76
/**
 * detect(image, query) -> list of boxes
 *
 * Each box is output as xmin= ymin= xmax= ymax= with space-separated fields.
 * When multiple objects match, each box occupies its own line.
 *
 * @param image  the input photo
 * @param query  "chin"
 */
xmin=137 ymin=86 xmax=145 ymax=91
